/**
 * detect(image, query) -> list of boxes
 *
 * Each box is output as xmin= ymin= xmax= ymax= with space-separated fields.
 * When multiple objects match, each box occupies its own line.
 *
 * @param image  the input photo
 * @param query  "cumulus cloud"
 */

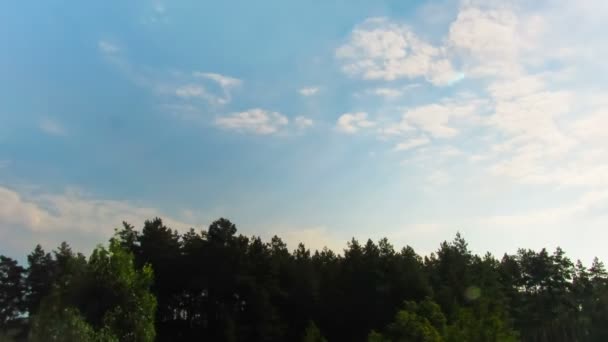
xmin=487 ymin=75 xmax=545 ymax=100
xmin=448 ymin=6 xmax=544 ymax=79
xmin=341 ymin=0 xmax=608 ymax=201
xmin=216 ymin=109 xmax=289 ymax=135
xmin=336 ymin=112 xmax=376 ymax=133
xmin=404 ymin=104 xmax=460 ymax=138
xmin=336 ymin=17 xmax=459 ymax=85
xmin=382 ymin=99 xmax=482 ymax=140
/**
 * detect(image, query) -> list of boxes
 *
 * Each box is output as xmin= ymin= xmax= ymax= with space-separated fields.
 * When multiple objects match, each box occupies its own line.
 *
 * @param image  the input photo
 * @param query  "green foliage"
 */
xmin=28 ymin=241 xmax=156 ymax=342
xmin=25 ymin=245 xmax=55 ymax=316
xmin=29 ymin=304 xmax=117 ymax=342
xmin=446 ymin=306 xmax=518 ymax=342
xmin=2 ymin=218 xmax=608 ymax=341
xmin=0 ymin=256 xmax=25 ymax=327
xmin=86 ymin=242 xmax=157 ymax=341
xmin=370 ymin=298 xmax=445 ymax=342
xmin=302 ymin=321 xmax=327 ymax=342
xmin=0 ymin=256 xmax=25 ymax=340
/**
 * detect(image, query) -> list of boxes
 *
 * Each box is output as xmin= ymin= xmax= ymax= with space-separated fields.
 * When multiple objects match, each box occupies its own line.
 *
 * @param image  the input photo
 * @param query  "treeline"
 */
xmin=1 ymin=217 xmax=608 ymax=341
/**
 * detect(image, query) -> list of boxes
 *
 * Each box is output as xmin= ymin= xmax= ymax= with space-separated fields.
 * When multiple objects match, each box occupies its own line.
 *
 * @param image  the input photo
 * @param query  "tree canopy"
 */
xmin=1 ymin=217 xmax=607 ymax=341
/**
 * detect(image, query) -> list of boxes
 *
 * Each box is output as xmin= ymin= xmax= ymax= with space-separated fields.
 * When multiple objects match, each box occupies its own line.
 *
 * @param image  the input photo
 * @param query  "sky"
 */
xmin=1 ymin=0 xmax=608 ymax=264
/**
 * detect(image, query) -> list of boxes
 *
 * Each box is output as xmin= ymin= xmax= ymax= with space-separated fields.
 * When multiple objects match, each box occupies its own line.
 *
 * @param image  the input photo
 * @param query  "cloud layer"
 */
xmin=216 ymin=109 xmax=289 ymax=135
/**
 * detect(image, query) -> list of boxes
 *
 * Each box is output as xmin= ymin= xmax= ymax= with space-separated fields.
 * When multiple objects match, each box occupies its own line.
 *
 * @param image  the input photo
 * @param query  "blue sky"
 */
xmin=2 ymin=0 xmax=608 ymax=263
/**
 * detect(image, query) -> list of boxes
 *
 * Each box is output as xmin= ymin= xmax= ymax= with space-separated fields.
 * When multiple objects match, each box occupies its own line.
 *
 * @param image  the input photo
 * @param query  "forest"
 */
xmin=1 ymin=217 xmax=607 ymax=341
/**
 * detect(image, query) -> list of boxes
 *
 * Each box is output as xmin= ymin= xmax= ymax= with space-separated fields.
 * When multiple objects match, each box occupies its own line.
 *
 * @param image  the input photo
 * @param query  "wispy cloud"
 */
xmin=373 ymin=88 xmax=403 ymax=98
xmin=173 ymin=84 xmax=227 ymax=105
xmin=153 ymin=1 xmax=165 ymax=14
xmin=394 ymin=136 xmax=430 ymax=151
xmin=98 ymin=40 xmax=119 ymax=54
xmin=192 ymin=72 xmax=242 ymax=105
xmin=39 ymin=118 xmax=66 ymax=136
xmin=216 ymin=109 xmax=289 ymax=135
xmin=142 ymin=1 xmax=169 ymax=25
xmin=479 ymin=189 xmax=608 ymax=230
xmin=299 ymin=87 xmax=320 ymax=96
xmin=194 ymin=72 xmax=242 ymax=89
xmin=0 ymin=185 xmax=202 ymax=255
xmin=98 ymin=44 xmax=244 ymax=122
xmin=295 ymin=116 xmax=314 ymax=129
xmin=175 ymin=84 xmax=207 ymax=98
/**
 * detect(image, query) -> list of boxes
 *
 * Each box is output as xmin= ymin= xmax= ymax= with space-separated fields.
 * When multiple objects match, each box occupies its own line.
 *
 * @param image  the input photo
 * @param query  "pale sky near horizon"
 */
xmin=2 ymin=0 xmax=608 ymax=264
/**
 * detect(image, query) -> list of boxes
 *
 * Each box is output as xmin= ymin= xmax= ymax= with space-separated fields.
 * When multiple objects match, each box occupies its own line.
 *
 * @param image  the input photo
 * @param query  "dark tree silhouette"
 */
xmin=1 ymin=217 xmax=607 ymax=342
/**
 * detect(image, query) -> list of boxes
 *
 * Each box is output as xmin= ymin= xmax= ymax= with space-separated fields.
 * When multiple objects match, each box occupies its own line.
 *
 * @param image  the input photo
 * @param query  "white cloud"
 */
xmin=336 ymin=112 xmax=376 ymax=133
xmin=299 ymin=87 xmax=320 ymax=96
xmin=481 ymin=77 xmax=580 ymax=186
xmin=0 ymin=185 xmax=200 ymax=255
xmin=427 ymin=170 xmax=451 ymax=186
xmin=375 ymin=94 xmax=486 ymax=141
xmin=438 ymin=146 xmax=464 ymax=157
xmin=403 ymin=102 xmax=478 ymax=138
xmin=442 ymin=2 xmax=606 ymax=189
xmin=571 ymin=110 xmax=608 ymax=144
xmin=377 ymin=121 xmax=414 ymax=139
xmin=490 ymin=90 xmax=573 ymax=143
xmin=98 ymin=40 xmax=119 ymax=54
xmin=447 ymin=6 xmax=544 ymax=79
xmin=487 ymin=75 xmax=545 ymax=100
xmin=361 ymin=84 xmax=420 ymax=100
xmin=174 ymin=84 xmax=232 ymax=105
xmin=394 ymin=136 xmax=430 ymax=151
xmin=295 ymin=116 xmax=314 ymax=129
xmin=98 ymin=48 xmax=242 ymax=111
xmin=373 ymin=88 xmax=403 ymax=99
xmin=191 ymin=72 xmax=242 ymax=105
xmin=175 ymin=84 xmax=207 ymax=98
xmin=39 ymin=118 xmax=66 ymax=136
xmin=336 ymin=17 xmax=458 ymax=86
xmin=216 ymin=109 xmax=289 ymax=135
xmin=194 ymin=72 xmax=242 ymax=89
xmin=480 ymin=188 xmax=608 ymax=229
